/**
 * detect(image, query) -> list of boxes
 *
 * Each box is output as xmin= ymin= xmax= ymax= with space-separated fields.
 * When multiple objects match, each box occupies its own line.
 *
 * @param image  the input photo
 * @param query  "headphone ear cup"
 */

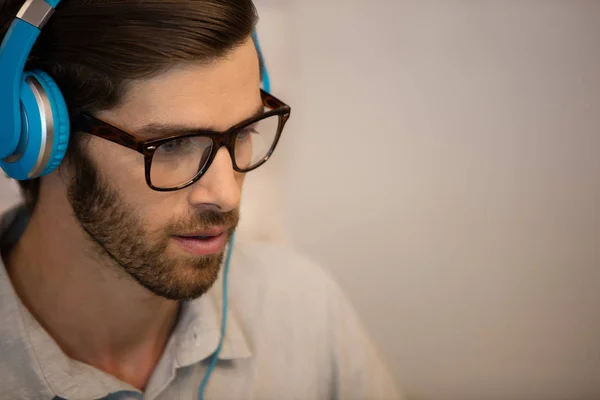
xmin=0 ymin=70 xmax=70 ymax=180
xmin=31 ymin=70 xmax=70 ymax=176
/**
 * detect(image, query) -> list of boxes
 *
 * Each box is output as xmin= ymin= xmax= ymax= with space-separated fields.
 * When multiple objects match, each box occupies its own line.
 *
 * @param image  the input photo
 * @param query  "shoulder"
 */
xmin=227 ymin=238 xmax=343 ymax=332
xmin=0 ymin=269 xmax=54 ymax=399
xmin=225 ymin=239 xmax=402 ymax=399
xmin=231 ymin=238 xmax=334 ymax=289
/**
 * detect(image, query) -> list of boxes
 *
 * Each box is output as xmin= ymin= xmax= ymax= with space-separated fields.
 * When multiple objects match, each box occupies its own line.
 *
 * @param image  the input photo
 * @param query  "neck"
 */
xmin=5 ymin=198 xmax=179 ymax=390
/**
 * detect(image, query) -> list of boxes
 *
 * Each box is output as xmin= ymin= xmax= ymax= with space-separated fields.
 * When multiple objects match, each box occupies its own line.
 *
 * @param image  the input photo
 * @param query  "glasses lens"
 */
xmin=234 ymin=114 xmax=280 ymax=170
xmin=150 ymin=136 xmax=213 ymax=189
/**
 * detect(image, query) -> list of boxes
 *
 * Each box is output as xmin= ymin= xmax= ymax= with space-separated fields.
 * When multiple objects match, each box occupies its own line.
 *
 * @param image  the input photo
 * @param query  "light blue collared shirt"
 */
xmin=0 ymin=206 xmax=401 ymax=400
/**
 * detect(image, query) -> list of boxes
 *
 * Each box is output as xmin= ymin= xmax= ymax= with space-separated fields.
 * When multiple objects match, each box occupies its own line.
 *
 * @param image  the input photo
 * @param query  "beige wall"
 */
xmin=2 ymin=1 xmax=600 ymax=399
xmin=272 ymin=1 xmax=600 ymax=399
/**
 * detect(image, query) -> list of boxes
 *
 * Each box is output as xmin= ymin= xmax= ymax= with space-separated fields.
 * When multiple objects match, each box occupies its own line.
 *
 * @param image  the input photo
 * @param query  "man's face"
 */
xmin=67 ymin=37 xmax=262 ymax=300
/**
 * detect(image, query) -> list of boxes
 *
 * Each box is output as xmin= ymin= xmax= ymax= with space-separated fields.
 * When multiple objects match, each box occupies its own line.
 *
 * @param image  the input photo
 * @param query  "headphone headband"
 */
xmin=0 ymin=0 xmax=59 ymax=159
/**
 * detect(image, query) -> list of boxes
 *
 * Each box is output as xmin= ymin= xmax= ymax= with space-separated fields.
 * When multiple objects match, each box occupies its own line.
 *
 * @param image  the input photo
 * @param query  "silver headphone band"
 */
xmin=26 ymin=75 xmax=54 ymax=179
xmin=17 ymin=0 xmax=55 ymax=29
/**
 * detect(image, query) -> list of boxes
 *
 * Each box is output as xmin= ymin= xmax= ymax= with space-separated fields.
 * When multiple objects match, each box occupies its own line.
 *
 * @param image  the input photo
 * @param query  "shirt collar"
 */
xmin=173 ymin=284 xmax=252 ymax=367
xmin=0 ymin=205 xmax=252 ymax=400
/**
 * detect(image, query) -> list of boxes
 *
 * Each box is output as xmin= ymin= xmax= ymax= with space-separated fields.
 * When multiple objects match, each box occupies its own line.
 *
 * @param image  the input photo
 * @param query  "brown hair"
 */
xmin=0 ymin=0 xmax=259 ymax=211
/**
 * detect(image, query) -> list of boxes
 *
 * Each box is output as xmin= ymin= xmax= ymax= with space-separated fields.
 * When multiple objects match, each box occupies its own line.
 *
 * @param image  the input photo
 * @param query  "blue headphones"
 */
xmin=0 ymin=0 xmax=70 ymax=181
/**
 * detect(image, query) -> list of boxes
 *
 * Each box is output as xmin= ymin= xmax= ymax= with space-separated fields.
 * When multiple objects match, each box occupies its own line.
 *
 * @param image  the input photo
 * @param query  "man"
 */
xmin=0 ymin=0 xmax=401 ymax=399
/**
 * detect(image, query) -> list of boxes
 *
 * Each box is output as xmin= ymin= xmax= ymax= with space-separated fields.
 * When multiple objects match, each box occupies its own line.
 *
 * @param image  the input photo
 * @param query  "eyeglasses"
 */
xmin=70 ymin=90 xmax=291 ymax=191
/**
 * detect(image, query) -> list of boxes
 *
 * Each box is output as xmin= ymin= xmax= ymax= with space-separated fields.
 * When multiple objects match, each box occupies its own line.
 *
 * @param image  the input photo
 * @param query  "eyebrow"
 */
xmin=135 ymin=103 xmax=265 ymax=138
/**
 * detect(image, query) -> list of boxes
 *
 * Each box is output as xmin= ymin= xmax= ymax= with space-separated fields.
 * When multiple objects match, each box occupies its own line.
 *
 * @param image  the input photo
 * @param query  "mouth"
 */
xmin=172 ymin=227 xmax=229 ymax=256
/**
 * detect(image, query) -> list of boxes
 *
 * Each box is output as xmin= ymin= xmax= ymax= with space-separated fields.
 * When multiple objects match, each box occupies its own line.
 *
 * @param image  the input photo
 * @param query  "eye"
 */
xmin=237 ymin=125 xmax=258 ymax=142
xmin=156 ymin=137 xmax=197 ymax=156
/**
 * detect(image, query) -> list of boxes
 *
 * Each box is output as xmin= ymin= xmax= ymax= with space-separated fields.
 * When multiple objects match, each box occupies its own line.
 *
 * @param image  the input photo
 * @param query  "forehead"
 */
xmin=98 ymin=37 xmax=261 ymax=133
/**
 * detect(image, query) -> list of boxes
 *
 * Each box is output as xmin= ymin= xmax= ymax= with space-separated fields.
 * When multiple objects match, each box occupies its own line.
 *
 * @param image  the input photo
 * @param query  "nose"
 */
xmin=187 ymin=147 xmax=242 ymax=213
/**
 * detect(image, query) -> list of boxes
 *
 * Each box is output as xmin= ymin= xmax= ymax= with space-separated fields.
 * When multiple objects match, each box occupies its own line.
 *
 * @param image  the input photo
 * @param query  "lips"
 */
xmin=178 ymin=226 xmax=227 ymax=238
xmin=172 ymin=226 xmax=229 ymax=256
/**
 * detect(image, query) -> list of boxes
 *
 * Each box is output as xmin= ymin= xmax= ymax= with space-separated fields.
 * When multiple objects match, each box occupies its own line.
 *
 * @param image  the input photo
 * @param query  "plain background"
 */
xmin=2 ymin=1 xmax=600 ymax=399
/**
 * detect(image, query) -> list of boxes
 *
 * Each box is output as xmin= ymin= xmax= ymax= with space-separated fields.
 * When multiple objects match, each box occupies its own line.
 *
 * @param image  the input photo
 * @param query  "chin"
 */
xmin=130 ymin=255 xmax=223 ymax=301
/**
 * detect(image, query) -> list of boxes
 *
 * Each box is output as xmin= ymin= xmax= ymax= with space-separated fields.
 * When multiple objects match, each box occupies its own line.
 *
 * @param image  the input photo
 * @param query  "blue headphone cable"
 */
xmin=252 ymin=29 xmax=271 ymax=93
xmin=198 ymin=27 xmax=271 ymax=400
xmin=197 ymin=231 xmax=235 ymax=400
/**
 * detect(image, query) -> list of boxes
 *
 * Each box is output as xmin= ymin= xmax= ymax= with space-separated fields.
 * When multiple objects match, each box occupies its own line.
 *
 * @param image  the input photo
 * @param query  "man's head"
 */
xmin=0 ymin=0 xmax=265 ymax=300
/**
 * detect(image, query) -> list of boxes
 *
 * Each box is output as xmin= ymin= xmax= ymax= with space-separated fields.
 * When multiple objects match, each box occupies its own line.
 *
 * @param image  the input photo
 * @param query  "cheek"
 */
xmin=89 ymin=140 xmax=203 ymax=234
xmin=89 ymin=140 xmax=172 ymax=225
xmin=91 ymin=139 xmax=147 ymax=194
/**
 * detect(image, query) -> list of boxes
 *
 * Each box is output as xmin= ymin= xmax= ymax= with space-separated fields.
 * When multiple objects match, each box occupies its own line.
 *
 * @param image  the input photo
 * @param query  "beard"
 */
xmin=66 ymin=139 xmax=239 ymax=300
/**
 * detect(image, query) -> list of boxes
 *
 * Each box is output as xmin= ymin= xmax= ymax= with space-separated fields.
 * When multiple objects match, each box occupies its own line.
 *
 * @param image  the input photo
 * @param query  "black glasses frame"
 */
xmin=70 ymin=90 xmax=291 ymax=191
